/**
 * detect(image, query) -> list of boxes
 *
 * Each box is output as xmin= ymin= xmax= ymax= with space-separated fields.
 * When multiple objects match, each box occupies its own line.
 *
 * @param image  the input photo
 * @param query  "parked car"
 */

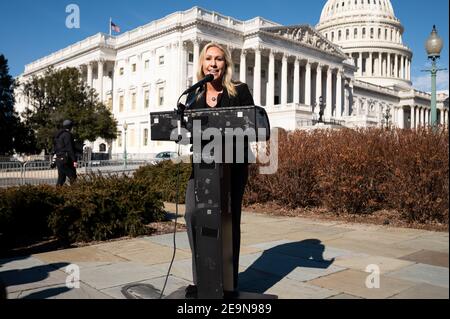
xmin=151 ymin=151 xmax=178 ymax=165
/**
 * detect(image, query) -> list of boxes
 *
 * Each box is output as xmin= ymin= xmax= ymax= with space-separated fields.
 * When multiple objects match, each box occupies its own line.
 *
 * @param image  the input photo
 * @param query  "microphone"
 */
xmin=182 ymin=74 xmax=214 ymax=95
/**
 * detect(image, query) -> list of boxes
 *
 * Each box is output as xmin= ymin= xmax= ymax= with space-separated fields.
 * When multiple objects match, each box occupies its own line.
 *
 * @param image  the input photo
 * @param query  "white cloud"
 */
xmin=412 ymin=69 xmax=449 ymax=93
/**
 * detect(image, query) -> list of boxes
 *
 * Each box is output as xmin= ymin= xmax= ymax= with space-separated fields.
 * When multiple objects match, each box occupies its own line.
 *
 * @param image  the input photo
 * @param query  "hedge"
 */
xmin=0 ymin=174 xmax=166 ymax=248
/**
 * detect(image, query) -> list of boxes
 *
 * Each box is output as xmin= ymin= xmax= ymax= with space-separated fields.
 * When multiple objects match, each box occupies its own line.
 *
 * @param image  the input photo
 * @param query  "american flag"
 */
xmin=111 ymin=21 xmax=121 ymax=33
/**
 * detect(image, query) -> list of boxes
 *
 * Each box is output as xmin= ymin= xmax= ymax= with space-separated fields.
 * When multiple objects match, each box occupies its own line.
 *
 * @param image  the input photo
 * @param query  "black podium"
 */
xmin=150 ymin=105 xmax=275 ymax=299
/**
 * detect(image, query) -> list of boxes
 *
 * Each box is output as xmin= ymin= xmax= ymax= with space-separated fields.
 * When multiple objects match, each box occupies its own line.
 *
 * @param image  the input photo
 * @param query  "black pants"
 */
xmin=56 ymin=160 xmax=77 ymax=186
xmin=185 ymin=164 xmax=248 ymax=291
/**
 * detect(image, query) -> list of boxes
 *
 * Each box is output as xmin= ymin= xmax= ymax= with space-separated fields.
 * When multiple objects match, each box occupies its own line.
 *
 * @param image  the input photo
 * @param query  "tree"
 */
xmin=0 ymin=54 xmax=37 ymax=156
xmin=21 ymin=67 xmax=117 ymax=153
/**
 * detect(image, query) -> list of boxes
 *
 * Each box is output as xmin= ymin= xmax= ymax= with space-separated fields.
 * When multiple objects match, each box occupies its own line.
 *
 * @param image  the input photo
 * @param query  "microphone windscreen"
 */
xmin=204 ymin=74 xmax=214 ymax=82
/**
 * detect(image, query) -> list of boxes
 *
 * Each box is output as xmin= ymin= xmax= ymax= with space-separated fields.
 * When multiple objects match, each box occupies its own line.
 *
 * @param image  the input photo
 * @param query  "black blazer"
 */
xmin=186 ymin=82 xmax=255 ymax=179
xmin=186 ymin=82 xmax=255 ymax=109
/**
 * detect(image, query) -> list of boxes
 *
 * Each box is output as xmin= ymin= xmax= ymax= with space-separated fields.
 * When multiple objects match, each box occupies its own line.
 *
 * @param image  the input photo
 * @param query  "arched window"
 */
xmin=99 ymin=143 xmax=106 ymax=152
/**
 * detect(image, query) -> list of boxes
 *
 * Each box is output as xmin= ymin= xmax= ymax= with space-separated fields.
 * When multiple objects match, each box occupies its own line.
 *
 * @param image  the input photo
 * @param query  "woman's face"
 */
xmin=202 ymin=46 xmax=226 ymax=82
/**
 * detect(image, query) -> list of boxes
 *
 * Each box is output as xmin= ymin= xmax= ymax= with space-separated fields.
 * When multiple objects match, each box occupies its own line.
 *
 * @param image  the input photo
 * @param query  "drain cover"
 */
xmin=121 ymin=284 xmax=163 ymax=299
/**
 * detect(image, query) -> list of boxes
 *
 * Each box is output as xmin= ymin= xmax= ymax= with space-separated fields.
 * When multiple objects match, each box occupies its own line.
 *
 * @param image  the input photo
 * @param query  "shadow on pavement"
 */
xmin=0 ymin=261 xmax=70 ymax=299
xmin=238 ymin=239 xmax=335 ymax=294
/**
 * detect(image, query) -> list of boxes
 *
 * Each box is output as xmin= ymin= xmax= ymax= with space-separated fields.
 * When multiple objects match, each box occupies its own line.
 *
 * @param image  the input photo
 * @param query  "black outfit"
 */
xmin=184 ymin=82 xmax=254 ymax=291
xmin=53 ymin=129 xmax=77 ymax=186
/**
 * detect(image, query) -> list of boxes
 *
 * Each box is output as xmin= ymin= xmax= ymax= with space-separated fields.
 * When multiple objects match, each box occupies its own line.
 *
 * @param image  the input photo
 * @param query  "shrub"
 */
xmin=0 ymin=185 xmax=62 ymax=248
xmin=244 ymin=127 xmax=449 ymax=224
xmin=48 ymin=174 xmax=166 ymax=243
xmin=134 ymin=161 xmax=192 ymax=204
xmin=0 ymin=174 xmax=166 ymax=248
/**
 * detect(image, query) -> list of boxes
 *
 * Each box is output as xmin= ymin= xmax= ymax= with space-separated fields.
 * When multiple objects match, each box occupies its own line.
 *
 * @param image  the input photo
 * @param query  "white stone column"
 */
xmin=281 ymin=54 xmax=288 ymax=106
xmin=180 ymin=40 xmax=187 ymax=93
xmin=336 ymin=69 xmax=342 ymax=118
xmin=87 ymin=62 xmax=93 ymax=88
xmin=398 ymin=107 xmax=404 ymax=129
xmin=440 ymin=109 xmax=445 ymax=125
xmin=293 ymin=57 xmax=300 ymax=104
xmin=240 ymin=50 xmax=247 ymax=84
xmin=410 ymin=105 xmax=415 ymax=129
xmin=368 ymin=52 xmax=373 ymax=76
xmin=305 ymin=61 xmax=311 ymax=106
xmin=387 ymin=53 xmax=391 ymax=77
xmin=407 ymin=58 xmax=411 ymax=81
xmin=358 ymin=52 xmax=363 ymax=76
xmin=98 ymin=60 xmax=104 ymax=102
xmin=266 ymin=50 xmax=275 ymax=106
xmin=316 ymin=64 xmax=322 ymax=113
xmin=400 ymin=55 xmax=405 ymax=79
xmin=425 ymin=108 xmax=429 ymax=125
xmin=193 ymin=39 xmax=200 ymax=83
xmin=394 ymin=54 xmax=398 ymax=78
xmin=326 ymin=67 xmax=332 ymax=119
xmin=419 ymin=108 xmax=423 ymax=127
xmin=378 ymin=53 xmax=383 ymax=76
xmin=253 ymin=47 xmax=262 ymax=105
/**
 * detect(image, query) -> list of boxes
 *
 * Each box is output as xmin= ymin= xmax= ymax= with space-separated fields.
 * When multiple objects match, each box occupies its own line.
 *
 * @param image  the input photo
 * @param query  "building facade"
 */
xmin=15 ymin=2 xmax=449 ymax=157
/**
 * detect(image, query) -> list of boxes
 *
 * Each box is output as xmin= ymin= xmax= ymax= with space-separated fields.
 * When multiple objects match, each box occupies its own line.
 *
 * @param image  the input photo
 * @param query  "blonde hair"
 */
xmin=196 ymin=42 xmax=237 ymax=97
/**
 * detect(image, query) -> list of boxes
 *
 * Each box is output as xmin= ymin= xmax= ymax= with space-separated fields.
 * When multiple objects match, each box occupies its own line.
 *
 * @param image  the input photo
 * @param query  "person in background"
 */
xmin=53 ymin=119 xmax=78 ymax=186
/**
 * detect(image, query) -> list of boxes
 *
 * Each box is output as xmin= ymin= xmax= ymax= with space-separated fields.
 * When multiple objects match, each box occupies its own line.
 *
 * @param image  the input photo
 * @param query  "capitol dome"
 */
xmin=316 ymin=0 xmax=413 ymax=88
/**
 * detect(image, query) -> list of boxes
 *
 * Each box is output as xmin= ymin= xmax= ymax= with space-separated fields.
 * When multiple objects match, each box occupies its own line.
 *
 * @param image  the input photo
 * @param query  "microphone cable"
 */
xmin=159 ymin=94 xmax=185 ymax=299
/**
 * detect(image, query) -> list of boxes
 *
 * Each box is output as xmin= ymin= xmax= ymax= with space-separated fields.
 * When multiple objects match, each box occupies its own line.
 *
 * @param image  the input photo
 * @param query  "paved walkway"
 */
xmin=1 ymin=204 xmax=448 ymax=299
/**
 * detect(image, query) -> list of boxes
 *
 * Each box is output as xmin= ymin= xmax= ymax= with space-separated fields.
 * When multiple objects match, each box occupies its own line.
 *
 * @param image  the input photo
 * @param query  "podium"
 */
xmin=150 ymin=105 xmax=276 ymax=299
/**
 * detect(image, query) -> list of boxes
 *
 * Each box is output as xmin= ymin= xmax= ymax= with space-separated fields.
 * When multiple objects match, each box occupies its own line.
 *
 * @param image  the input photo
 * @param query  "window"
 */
xmin=362 ymin=28 xmax=366 ymax=38
xmin=119 ymin=67 xmax=124 ymax=75
xmin=188 ymin=52 xmax=194 ymax=63
xmin=247 ymin=66 xmax=253 ymax=76
xmin=132 ymin=63 xmax=136 ymax=72
xmin=99 ymin=143 xmax=106 ymax=152
xmin=131 ymin=92 xmax=136 ymax=110
xmin=261 ymin=70 xmax=266 ymax=78
xmin=144 ymin=90 xmax=150 ymax=108
xmin=117 ymin=131 xmax=122 ymax=147
xmin=158 ymin=87 xmax=164 ymax=106
xmin=159 ymin=55 xmax=164 ymax=65
xmin=119 ymin=95 xmax=124 ymax=112
xmin=234 ymin=64 xmax=240 ymax=74
xmin=346 ymin=29 xmax=350 ymax=40
xmin=143 ymin=128 xmax=149 ymax=146
xmin=144 ymin=60 xmax=149 ymax=69
xmin=130 ymin=129 xmax=135 ymax=147
xmin=370 ymin=28 xmax=374 ymax=39
xmin=338 ymin=30 xmax=342 ymax=41
xmin=354 ymin=28 xmax=358 ymax=38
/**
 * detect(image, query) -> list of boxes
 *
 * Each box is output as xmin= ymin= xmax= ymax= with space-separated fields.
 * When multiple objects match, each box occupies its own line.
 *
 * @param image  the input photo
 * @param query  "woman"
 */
xmin=184 ymin=42 xmax=254 ymax=297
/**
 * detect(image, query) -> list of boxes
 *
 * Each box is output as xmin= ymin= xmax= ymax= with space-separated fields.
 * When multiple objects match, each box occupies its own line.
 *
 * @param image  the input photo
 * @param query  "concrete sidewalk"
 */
xmin=1 ymin=204 xmax=448 ymax=299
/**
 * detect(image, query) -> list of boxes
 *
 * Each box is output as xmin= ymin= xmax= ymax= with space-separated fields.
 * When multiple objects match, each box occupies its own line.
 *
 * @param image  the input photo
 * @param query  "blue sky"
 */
xmin=1 ymin=0 xmax=448 ymax=92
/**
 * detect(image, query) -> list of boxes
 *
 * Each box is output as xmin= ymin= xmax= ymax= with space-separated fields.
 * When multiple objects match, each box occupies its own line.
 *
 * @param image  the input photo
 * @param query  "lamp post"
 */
xmin=382 ymin=106 xmax=392 ymax=130
xmin=123 ymin=122 xmax=128 ymax=169
xmin=425 ymin=25 xmax=445 ymax=128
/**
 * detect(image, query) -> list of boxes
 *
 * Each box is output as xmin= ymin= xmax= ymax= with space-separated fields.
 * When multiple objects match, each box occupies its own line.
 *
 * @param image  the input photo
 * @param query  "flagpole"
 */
xmin=109 ymin=17 xmax=112 ymax=36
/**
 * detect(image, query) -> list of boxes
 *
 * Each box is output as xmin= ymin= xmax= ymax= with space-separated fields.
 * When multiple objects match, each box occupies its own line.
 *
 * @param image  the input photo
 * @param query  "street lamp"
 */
xmin=123 ymin=122 xmax=128 ymax=169
xmin=425 ymin=25 xmax=445 ymax=128
xmin=382 ymin=106 xmax=392 ymax=130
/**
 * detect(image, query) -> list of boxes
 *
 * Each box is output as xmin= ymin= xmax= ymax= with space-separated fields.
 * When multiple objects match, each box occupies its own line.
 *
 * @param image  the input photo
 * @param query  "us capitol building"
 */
xmin=15 ymin=0 xmax=449 ymax=157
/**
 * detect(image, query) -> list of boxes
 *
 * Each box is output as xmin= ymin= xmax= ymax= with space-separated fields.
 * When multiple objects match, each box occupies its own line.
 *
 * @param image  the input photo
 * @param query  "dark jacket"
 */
xmin=186 ymin=82 xmax=255 ymax=180
xmin=53 ymin=129 xmax=77 ymax=162
xmin=186 ymin=82 xmax=254 ymax=110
